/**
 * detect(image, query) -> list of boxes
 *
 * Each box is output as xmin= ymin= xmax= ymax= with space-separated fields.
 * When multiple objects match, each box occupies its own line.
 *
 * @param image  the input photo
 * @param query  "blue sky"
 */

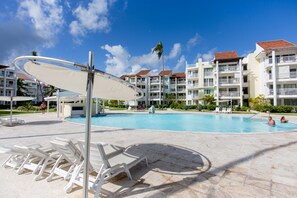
xmin=1 ymin=0 xmax=297 ymax=76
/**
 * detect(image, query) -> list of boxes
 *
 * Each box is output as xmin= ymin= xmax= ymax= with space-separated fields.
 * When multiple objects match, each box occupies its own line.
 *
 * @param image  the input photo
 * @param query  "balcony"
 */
xmin=177 ymin=89 xmax=186 ymax=92
xmin=204 ymin=83 xmax=214 ymax=87
xmin=268 ymin=71 xmax=297 ymax=80
xmin=268 ymin=55 xmax=297 ymax=64
xmin=219 ymin=66 xmax=239 ymax=72
xmin=219 ymin=78 xmax=240 ymax=85
xmin=150 ymin=88 xmax=160 ymax=91
xmin=150 ymin=80 xmax=160 ymax=84
xmin=268 ymin=88 xmax=297 ymax=95
xmin=204 ymin=72 xmax=213 ymax=77
xmin=219 ymin=91 xmax=240 ymax=97
xmin=177 ymin=80 xmax=186 ymax=84
xmin=187 ymin=74 xmax=198 ymax=79
xmin=150 ymin=96 xmax=160 ymax=99
xmin=187 ymin=84 xmax=199 ymax=89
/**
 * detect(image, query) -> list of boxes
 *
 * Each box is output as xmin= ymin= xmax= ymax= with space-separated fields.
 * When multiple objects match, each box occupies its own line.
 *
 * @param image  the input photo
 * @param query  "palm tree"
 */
xmin=44 ymin=85 xmax=58 ymax=97
xmin=32 ymin=51 xmax=44 ymax=101
xmin=152 ymin=41 xmax=165 ymax=107
xmin=17 ymin=78 xmax=28 ymax=96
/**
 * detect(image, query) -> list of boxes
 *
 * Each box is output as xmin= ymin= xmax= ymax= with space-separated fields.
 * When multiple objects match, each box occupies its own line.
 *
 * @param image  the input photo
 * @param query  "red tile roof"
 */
xmin=214 ymin=51 xmax=238 ymax=60
xmin=171 ymin=72 xmax=185 ymax=78
xmin=257 ymin=39 xmax=296 ymax=50
xmin=16 ymin=73 xmax=32 ymax=80
xmin=159 ymin=70 xmax=172 ymax=76
xmin=136 ymin=70 xmax=150 ymax=76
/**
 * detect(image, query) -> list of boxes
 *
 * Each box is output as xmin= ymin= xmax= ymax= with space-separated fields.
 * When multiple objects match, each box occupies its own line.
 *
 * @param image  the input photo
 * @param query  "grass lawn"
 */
xmin=0 ymin=110 xmax=38 ymax=117
xmin=270 ymin=112 xmax=297 ymax=116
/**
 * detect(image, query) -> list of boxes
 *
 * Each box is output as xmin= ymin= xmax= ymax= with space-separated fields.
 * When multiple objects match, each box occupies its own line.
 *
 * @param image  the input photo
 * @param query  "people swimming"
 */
xmin=280 ymin=116 xmax=288 ymax=123
xmin=267 ymin=116 xmax=275 ymax=126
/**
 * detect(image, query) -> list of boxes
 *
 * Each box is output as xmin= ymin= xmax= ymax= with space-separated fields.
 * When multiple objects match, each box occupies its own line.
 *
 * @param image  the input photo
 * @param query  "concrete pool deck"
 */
xmin=0 ymin=111 xmax=297 ymax=197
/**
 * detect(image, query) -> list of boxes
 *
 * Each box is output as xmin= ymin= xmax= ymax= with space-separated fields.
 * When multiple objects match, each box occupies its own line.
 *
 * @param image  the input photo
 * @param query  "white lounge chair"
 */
xmin=214 ymin=107 xmax=220 ymax=113
xmin=46 ymin=137 xmax=83 ymax=182
xmin=0 ymin=117 xmax=25 ymax=126
xmin=64 ymin=141 xmax=147 ymax=197
xmin=221 ymin=108 xmax=227 ymax=114
xmin=226 ymin=108 xmax=232 ymax=114
xmin=0 ymin=146 xmax=27 ymax=169
xmin=14 ymin=144 xmax=57 ymax=181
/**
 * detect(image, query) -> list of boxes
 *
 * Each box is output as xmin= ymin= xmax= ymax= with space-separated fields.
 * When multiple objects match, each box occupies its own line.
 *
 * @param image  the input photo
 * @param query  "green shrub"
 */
xmin=206 ymin=104 xmax=216 ymax=110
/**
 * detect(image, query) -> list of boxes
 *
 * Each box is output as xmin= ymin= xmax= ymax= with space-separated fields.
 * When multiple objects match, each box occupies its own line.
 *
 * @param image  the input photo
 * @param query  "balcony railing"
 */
xmin=204 ymin=83 xmax=214 ymax=87
xmin=150 ymin=88 xmax=159 ymax=91
xmin=178 ymin=80 xmax=186 ymax=84
xmin=219 ymin=91 xmax=240 ymax=97
xmin=187 ymin=84 xmax=199 ymax=88
xmin=268 ymin=88 xmax=297 ymax=95
xmin=268 ymin=55 xmax=297 ymax=64
xmin=204 ymin=72 xmax=213 ymax=77
xmin=177 ymin=89 xmax=186 ymax=92
xmin=150 ymin=80 xmax=160 ymax=83
xmin=268 ymin=71 xmax=297 ymax=80
xmin=150 ymin=96 xmax=160 ymax=99
xmin=219 ymin=67 xmax=239 ymax=72
xmin=187 ymin=74 xmax=198 ymax=78
xmin=219 ymin=78 xmax=240 ymax=84
xmin=187 ymin=63 xmax=196 ymax=68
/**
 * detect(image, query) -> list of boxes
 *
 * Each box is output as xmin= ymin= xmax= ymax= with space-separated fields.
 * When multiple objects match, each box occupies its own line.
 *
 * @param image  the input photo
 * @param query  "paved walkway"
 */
xmin=0 ymin=112 xmax=297 ymax=198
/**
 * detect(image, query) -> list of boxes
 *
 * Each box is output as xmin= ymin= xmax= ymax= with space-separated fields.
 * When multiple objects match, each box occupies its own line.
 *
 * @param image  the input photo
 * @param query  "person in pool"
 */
xmin=268 ymin=116 xmax=275 ymax=126
xmin=280 ymin=116 xmax=288 ymax=123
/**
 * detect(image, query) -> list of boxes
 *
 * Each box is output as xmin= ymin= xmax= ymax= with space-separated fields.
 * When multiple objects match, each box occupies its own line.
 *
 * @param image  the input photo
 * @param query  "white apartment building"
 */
xmin=121 ymin=70 xmax=186 ymax=106
xmin=0 ymin=67 xmax=17 ymax=104
xmin=186 ymin=51 xmax=249 ymax=107
xmin=248 ymin=40 xmax=297 ymax=106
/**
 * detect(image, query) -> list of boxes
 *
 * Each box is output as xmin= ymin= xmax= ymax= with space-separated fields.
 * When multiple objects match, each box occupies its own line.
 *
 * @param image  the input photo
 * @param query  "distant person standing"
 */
xmin=267 ymin=116 xmax=275 ymax=126
xmin=40 ymin=101 xmax=46 ymax=114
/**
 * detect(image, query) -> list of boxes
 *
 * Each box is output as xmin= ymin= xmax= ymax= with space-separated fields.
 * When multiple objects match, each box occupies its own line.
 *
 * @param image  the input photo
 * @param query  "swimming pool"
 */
xmin=67 ymin=113 xmax=297 ymax=133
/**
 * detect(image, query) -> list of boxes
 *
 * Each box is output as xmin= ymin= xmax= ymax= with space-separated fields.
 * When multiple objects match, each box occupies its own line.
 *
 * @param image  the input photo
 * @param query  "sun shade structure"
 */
xmin=13 ymin=53 xmax=141 ymax=198
xmin=0 ymin=96 xmax=34 ymax=126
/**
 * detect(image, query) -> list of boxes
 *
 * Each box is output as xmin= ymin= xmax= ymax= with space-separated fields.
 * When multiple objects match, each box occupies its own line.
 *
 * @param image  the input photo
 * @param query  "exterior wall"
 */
xmin=0 ymin=67 xmax=16 ymax=105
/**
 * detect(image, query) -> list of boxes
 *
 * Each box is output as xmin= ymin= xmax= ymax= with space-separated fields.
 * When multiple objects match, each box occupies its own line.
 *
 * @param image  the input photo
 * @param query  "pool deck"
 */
xmin=1 ymin=111 xmax=297 ymax=197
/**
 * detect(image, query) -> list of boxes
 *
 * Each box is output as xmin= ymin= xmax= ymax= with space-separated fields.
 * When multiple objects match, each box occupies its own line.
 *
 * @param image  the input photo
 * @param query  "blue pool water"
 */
xmin=67 ymin=114 xmax=297 ymax=133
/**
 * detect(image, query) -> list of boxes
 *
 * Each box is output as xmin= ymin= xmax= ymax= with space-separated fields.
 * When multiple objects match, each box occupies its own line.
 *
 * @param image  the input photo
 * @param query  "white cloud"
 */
xmin=17 ymin=0 xmax=64 ymax=47
xmin=187 ymin=33 xmax=201 ymax=50
xmin=173 ymin=55 xmax=186 ymax=71
xmin=196 ymin=48 xmax=217 ymax=62
xmin=101 ymin=44 xmax=162 ymax=76
xmin=167 ymin=43 xmax=181 ymax=59
xmin=70 ymin=0 xmax=114 ymax=41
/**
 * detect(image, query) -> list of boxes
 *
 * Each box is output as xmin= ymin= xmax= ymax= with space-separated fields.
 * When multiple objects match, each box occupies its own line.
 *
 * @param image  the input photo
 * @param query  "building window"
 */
xmin=243 ymin=64 xmax=247 ymax=70
xmin=188 ymin=100 xmax=192 ymax=105
xmin=243 ymin=87 xmax=248 ymax=94
xmin=244 ymin=76 xmax=248 ymax=82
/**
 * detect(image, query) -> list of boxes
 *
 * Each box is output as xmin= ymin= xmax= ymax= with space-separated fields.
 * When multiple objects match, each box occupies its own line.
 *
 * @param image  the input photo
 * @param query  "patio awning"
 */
xmin=0 ymin=96 xmax=34 ymax=102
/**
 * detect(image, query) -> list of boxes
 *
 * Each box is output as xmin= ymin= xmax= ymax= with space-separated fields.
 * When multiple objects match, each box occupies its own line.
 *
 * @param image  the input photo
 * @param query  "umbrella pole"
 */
xmin=83 ymin=51 xmax=94 ymax=198
xmin=10 ymin=96 xmax=13 ymax=126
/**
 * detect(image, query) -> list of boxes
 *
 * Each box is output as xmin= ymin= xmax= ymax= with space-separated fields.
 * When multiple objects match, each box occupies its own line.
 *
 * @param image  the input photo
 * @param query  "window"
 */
xmin=72 ymin=106 xmax=83 ymax=111
xmin=284 ymin=99 xmax=297 ymax=106
xmin=188 ymin=100 xmax=192 ymax=105
xmin=243 ymin=87 xmax=248 ymax=94
xmin=283 ymin=84 xmax=297 ymax=88
xmin=244 ymin=76 xmax=248 ymax=82
xmin=243 ymin=64 xmax=247 ymax=70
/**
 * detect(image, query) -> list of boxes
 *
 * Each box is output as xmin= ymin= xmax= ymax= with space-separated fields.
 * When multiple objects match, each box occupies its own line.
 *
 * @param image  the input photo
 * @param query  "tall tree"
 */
xmin=152 ymin=41 xmax=165 ymax=107
xmin=32 ymin=51 xmax=44 ymax=101
xmin=17 ymin=78 xmax=28 ymax=96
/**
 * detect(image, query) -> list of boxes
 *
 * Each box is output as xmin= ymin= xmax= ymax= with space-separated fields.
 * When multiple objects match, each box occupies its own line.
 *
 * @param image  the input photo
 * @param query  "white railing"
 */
xmin=177 ymin=89 xmax=186 ymax=92
xmin=187 ymin=84 xmax=199 ymax=88
xmin=268 ymin=71 xmax=297 ymax=80
xmin=204 ymin=72 xmax=213 ymax=77
xmin=150 ymin=80 xmax=160 ymax=83
xmin=187 ymin=74 xmax=198 ymax=78
xmin=268 ymin=88 xmax=297 ymax=95
xmin=178 ymin=80 xmax=186 ymax=84
xmin=219 ymin=78 xmax=240 ymax=84
xmin=204 ymin=83 xmax=214 ymax=87
xmin=220 ymin=91 xmax=240 ymax=97
xmin=268 ymin=55 xmax=297 ymax=64
xmin=219 ymin=67 xmax=239 ymax=72
xmin=150 ymin=88 xmax=159 ymax=91
xmin=150 ymin=96 xmax=160 ymax=99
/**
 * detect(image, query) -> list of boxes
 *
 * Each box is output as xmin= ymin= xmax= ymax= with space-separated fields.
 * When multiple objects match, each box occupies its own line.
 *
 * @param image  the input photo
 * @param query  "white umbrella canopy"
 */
xmin=13 ymin=53 xmax=141 ymax=198
xmin=0 ymin=96 xmax=34 ymax=126
xmin=23 ymin=61 xmax=138 ymax=100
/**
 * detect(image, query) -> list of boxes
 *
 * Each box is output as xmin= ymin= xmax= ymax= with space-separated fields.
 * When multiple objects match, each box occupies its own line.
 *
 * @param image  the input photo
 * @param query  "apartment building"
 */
xmin=0 ymin=67 xmax=17 ymax=104
xmin=186 ymin=51 xmax=249 ymax=107
xmin=248 ymin=40 xmax=297 ymax=106
xmin=121 ymin=70 xmax=186 ymax=106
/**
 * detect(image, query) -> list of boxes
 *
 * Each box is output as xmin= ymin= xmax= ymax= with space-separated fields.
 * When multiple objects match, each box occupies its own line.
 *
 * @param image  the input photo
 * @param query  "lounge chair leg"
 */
xmin=123 ymin=164 xmax=132 ymax=180
xmin=64 ymin=162 xmax=83 ymax=193
xmin=47 ymin=156 xmax=63 ymax=182
xmin=17 ymin=154 xmax=31 ymax=175
xmin=34 ymin=158 xmax=50 ymax=181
